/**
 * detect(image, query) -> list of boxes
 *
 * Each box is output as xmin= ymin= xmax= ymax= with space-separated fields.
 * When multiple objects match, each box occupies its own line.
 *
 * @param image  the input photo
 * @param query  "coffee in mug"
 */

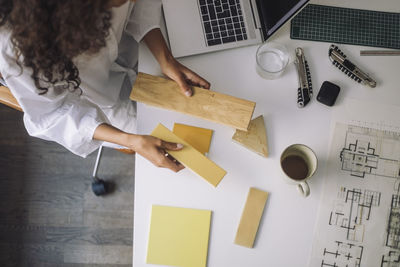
xmin=281 ymin=155 xmax=309 ymax=180
xmin=279 ymin=144 xmax=317 ymax=197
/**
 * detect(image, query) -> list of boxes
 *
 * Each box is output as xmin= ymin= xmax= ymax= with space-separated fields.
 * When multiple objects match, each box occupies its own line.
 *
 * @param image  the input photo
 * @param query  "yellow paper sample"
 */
xmin=235 ymin=187 xmax=269 ymax=248
xmin=151 ymin=123 xmax=226 ymax=187
xmin=147 ymin=205 xmax=212 ymax=267
xmin=173 ymin=123 xmax=213 ymax=154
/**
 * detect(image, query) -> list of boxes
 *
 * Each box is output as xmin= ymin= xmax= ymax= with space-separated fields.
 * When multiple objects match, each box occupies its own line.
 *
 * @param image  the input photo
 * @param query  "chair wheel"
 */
xmin=92 ymin=177 xmax=108 ymax=196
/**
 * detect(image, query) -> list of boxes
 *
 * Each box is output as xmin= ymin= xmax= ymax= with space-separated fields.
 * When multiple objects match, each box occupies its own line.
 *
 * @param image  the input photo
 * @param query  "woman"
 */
xmin=0 ymin=0 xmax=210 ymax=172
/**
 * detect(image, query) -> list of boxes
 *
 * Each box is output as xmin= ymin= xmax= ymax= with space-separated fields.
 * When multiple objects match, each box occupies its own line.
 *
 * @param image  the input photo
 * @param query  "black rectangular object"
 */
xmin=291 ymin=4 xmax=400 ymax=49
xmin=317 ymin=81 xmax=340 ymax=106
xmin=255 ymin=0 xmax=309 ymax=40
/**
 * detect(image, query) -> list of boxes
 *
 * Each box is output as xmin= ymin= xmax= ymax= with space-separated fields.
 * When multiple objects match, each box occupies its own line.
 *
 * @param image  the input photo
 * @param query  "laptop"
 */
xmin=162 ymin=0 xmax=309 ymax=58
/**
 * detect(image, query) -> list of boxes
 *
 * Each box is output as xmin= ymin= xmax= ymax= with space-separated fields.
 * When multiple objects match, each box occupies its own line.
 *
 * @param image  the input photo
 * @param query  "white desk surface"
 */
xmin=133 ymin=0 xmax=400 ymax=266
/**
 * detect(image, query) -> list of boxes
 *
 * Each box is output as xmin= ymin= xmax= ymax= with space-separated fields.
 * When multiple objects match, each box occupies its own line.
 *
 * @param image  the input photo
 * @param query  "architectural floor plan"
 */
xmin=309 ymin=123 xmax=400 ymax=267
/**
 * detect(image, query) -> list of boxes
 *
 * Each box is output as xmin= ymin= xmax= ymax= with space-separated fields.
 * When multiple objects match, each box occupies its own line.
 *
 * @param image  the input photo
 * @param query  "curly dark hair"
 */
xmin=0 ymin=0 xmax=112 ymax=94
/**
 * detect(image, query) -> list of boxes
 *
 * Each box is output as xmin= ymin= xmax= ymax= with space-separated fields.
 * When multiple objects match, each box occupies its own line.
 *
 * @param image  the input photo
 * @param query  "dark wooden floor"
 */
xmin=0 ymin=105 xmax=135 ymax=267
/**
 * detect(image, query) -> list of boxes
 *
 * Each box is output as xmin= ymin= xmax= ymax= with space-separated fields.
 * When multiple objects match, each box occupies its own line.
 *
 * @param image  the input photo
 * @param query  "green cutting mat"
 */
xmin=291 ymin=4 xmax=400 ymax=49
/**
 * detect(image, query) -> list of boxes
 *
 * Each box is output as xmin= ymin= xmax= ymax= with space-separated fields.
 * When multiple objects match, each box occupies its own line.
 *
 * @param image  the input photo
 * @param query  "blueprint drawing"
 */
xmin=309 ymin=123 xmax=400 ymax=267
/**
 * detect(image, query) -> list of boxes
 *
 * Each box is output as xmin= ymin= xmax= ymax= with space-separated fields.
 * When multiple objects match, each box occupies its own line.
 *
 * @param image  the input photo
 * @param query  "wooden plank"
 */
xmin=0 ymin=243 xmax=64 ymax=263
xmin=130 ymin=72 xmax=255 ymax=131
xmin=63 ymin=244 xmax=132 ymax=264
xmin=234 ymin=187 xmax=268 ymax=248
xmin=45 ymin=227 xmax=132 ymax=246
xmin=26 ymin=263 xmax=132 ymax=267
xmin=173 ymin=123 xmax=213 ymax=154
xmin=0 ymin=225 xmax=46 ymax=243
xmin=232 ymin=115 xmax=269 ymax=157
xmin=0 ymin=104 xmax=134 ymax=265
xmin=83 ymin=210 xmax=133 ymax=229
xmin=151 ymin=123 xmax=226 ymax=187
xmin=28 ymin=207 xmax=84 ymax=227
xmin=0 ymin=86 xmax=22 ymax=112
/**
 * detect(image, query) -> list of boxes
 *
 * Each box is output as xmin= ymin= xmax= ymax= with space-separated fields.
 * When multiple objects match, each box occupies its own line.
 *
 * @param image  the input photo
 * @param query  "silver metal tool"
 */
xmin=329 ymin=44 xmax=377 ymax=88
xmin=294 ymin=47 xmax=312 ymax=108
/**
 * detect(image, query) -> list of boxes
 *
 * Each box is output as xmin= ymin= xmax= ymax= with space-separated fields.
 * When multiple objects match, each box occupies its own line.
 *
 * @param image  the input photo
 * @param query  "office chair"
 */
xmin=0 ymin=74 xmax=117 ymax=196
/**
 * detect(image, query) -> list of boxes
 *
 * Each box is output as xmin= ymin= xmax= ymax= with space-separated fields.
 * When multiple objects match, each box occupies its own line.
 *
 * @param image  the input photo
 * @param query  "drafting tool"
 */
xmin=131 ymin=72 xmax=256 ymax=131
xmin=151 ymin=123 xmax=226 ymax=187
xmin=291 ymin=4 xmax=400 ymax=50
xmin=235 ymin=187 xmax=269 ymax=248
xmin=146 ymin=205 xmax=211 ymax=267
xmin=329 ymin=45 xmax=377 ymax=88
xmin=294 ymin=47 xmax=312 ymax=108
xmin=361 ymin=50 xmax=400 ymax=56
xmin=232 ymin=115 xmax=268 ymax=158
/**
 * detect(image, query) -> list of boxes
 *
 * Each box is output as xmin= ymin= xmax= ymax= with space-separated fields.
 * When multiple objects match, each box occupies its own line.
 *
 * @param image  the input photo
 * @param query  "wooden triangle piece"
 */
xmin=232 ymin=115 xmax=268 ymax=157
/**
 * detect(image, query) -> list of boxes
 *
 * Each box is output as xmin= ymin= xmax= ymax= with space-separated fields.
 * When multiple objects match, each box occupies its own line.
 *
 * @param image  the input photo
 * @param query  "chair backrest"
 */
xmin=0 ymin=73 xmax=22 ymax=112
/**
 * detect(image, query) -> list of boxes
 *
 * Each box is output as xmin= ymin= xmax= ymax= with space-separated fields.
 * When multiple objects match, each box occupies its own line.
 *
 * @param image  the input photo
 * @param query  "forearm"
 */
xmin=143 ymin=28 xmax=173 ymax=68
xmin=93 ymin=123 xmax=184 ymax=172
xmin=93 ymin=123 xmax=138 ymax=149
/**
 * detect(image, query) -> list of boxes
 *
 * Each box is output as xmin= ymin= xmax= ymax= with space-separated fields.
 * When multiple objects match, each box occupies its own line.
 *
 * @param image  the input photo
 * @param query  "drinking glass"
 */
xmin=256 ymin=42 xmax=289 ymax=80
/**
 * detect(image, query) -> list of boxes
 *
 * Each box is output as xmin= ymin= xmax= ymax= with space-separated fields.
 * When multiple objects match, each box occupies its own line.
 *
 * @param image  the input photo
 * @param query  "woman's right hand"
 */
xmin=93 ymin=124 xmax=184 ymax=172
xmin=129 ymin=135 xmax=185 ymax=173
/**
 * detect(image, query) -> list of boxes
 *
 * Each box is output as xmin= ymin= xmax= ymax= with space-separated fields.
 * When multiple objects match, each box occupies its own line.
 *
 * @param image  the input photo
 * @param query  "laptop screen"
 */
xmin=255 ymin=0 xmax=309 ymax=40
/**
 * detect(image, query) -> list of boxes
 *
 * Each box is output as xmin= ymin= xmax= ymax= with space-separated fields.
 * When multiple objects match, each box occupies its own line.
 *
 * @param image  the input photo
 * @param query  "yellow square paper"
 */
xmin=173 ymin=123 xmax=213 ymax=154
xmin=146 ymin=205 xmax=212 ymax=267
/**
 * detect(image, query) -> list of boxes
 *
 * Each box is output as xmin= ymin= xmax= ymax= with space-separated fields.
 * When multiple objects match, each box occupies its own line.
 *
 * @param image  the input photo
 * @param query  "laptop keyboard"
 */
xmin=198 ymin=0 xmax=248 ymax=46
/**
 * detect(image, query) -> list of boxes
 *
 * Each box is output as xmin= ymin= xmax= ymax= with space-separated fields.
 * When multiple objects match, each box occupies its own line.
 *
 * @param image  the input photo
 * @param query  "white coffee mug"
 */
xmin=279 ymin=144 xmax=317 ymax=197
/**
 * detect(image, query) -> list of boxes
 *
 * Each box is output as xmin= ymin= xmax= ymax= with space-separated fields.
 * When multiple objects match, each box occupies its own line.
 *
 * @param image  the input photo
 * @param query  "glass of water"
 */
xmin=256 ymin=42 xmax=289 ymax=80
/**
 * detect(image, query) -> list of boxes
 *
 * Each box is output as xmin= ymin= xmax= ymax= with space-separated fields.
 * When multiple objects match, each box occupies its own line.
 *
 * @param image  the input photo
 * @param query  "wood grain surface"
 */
xmin=0 ymin=105 xmax=135 ymax=266
xmin=232 ymin=115 xmax=269 ymax=157
xmin=130 ymin=72 xmax=255 ymax=131
xmin=0 ymin=86 xmax=22 ymax=112
xmin=234 ymin=188 xmax=269 ymax=248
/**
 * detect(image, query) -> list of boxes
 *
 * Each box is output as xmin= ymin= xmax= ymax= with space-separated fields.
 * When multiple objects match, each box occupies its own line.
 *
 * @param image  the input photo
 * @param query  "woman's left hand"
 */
xmin=144 ymin=28 xmax=210 ymax=97
xmin=161 ymin=57 xmax=211 ymax=97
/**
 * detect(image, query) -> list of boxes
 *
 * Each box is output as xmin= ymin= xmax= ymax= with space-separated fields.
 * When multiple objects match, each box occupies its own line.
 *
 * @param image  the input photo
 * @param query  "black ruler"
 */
xmin=291 ymin=4 xmax=400 ymax=49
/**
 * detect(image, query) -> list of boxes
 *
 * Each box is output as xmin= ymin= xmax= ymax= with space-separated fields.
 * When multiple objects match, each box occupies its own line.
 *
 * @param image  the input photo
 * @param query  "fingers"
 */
xmin=135 ymin=135 xmax=185 ymax=173
xmin=176 ymin=70 xmax=211 ymax=97
xmin=187 ymin=73 xmax=211 ymax=90
xmin=163 ymin=60 xmax=210 ymax=96
xmin=175 ymin=73 xmax=193 ymax=97
xmin=157 ymin=150 xmax=184 ymax=172
xmin=164 ymin=152 xmax=184 ymax=171
xmin=181 ymin=67 xmax=211 ymax=89
xmin=160 ymin=140 xmax=184 ymax=151
xmin=156 ymin=140 xmax=184 ymax=172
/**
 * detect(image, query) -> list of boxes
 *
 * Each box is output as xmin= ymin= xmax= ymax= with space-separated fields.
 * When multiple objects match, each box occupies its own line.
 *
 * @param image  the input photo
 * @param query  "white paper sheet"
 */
xmin=309 ymin=99 xmax=400 ymax=267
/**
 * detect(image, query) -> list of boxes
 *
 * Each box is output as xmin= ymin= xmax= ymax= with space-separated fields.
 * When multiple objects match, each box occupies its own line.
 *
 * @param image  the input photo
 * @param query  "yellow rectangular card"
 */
xmin=173 ymin=123 xmax=213 ymax=154
xmin=151 ymin=123 xmax=226 ymax=187
xmin=147 ymin=205 xmax=212 ymax=267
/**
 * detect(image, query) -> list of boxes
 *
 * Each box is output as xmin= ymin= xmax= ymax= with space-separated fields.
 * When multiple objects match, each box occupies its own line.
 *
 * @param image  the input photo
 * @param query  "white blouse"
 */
xmin=0 ymin=0 xmax=162 ymax=157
